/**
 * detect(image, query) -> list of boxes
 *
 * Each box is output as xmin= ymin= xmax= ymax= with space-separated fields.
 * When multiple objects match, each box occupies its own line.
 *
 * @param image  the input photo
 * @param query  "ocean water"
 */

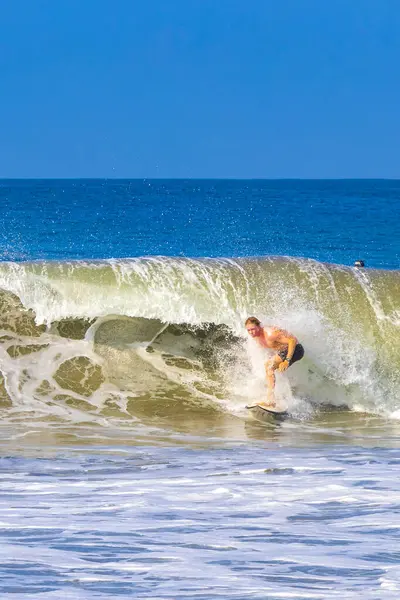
xmin=0 ymin=179 xmax=399 ymax=599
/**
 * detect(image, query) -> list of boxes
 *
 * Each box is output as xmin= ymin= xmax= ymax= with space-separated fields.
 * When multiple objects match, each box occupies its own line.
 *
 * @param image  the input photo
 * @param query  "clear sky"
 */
xmin=1 ymin=0 xmax=400 ymax=178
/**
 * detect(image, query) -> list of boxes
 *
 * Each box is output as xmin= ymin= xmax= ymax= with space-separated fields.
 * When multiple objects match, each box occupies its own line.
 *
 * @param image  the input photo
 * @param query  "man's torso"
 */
xmin=256 ymin=327 xmax=288 ymax=352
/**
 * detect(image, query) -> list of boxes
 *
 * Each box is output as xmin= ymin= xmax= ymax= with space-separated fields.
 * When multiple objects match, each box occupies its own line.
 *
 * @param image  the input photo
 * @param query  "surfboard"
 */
xmin=246 ymin=403 xmax=288 ymax=423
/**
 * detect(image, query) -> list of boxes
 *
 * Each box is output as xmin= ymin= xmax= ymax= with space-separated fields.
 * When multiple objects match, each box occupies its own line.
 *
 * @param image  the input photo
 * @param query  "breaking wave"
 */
xmin=0 ymin=256 xmax=399 ymax=433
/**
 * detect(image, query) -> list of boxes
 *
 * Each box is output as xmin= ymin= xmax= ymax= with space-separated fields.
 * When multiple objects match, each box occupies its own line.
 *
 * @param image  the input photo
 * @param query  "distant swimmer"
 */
xmin=354 ymin=260 xmax=365 ymax=268
xmin=245 ymin=317 xmax=304 ymax=407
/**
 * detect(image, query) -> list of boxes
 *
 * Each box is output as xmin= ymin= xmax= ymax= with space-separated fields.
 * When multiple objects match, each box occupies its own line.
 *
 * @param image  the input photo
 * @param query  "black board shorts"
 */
xmin=278 ymin=343 xmax=304 ymax=366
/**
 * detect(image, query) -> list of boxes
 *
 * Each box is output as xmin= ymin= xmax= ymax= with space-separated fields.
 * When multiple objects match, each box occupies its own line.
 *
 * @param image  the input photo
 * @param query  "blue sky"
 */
xmin=1 ymin=0 xmax=399 ymax=178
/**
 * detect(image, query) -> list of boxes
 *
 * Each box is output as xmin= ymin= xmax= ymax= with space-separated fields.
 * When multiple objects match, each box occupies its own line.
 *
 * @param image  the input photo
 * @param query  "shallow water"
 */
xmin=1 ymin=440 xmax=400 ymax=599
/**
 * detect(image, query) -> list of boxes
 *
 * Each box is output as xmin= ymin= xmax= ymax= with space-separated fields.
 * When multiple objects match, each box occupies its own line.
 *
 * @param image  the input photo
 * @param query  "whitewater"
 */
xmin=0 ymin=179 xmax=399 ymax=599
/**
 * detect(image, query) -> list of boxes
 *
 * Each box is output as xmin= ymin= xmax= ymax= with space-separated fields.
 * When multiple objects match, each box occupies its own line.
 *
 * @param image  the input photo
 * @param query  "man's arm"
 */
xmin=274 ymin=328 xmax=297 ymax=361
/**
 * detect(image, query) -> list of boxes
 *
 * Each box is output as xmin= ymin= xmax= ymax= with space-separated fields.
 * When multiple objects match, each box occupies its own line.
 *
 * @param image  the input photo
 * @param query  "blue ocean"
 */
xmin=0 ymin=179 xmax=399 ymax=599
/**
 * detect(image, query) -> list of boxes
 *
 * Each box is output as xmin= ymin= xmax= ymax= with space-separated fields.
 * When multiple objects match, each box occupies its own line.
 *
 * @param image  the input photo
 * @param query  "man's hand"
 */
xmin=278 ymin=360 xmax=290 ymax=372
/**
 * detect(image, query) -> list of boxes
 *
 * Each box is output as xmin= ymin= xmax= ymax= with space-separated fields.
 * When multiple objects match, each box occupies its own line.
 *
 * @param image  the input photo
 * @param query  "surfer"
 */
xmin=245 ymin=317 xmax=304 ymax=407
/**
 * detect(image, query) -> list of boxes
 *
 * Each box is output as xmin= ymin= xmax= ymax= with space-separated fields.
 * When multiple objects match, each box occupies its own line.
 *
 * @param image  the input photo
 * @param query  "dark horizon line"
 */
xmin=1 ymin=177 xmax=400 ymax=182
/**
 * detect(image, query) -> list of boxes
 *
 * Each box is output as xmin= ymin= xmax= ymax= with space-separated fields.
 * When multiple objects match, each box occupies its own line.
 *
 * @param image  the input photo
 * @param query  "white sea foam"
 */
xmin=0 ymin=444 xmax=399 ymax=598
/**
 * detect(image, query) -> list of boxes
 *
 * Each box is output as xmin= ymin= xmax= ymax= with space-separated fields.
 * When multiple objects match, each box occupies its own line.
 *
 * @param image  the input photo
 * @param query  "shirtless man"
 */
xmin=245 ymin=316 xmax=304 ymax=406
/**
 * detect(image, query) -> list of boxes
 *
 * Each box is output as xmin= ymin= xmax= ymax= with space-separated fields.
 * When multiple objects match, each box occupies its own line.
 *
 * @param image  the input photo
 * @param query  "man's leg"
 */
xmin=264 ymin=355 xmax=283 ymax=406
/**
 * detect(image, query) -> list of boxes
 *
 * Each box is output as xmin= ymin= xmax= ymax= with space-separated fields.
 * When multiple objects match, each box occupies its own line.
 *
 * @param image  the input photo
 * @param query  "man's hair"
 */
xmin=245 ymin=317 xmax=261 ymax=327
